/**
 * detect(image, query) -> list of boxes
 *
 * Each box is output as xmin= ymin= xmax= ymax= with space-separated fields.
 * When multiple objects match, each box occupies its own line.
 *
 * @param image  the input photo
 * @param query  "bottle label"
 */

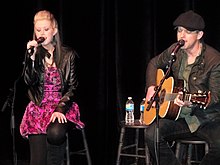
xmin=126 ymin=104 xmax=134 ymax=111
xmin=140 ymin=105 xmax=145 ymax=112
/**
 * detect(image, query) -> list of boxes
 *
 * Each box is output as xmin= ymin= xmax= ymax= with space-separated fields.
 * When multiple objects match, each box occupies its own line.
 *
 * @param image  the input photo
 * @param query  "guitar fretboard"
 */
xmin=164 ymin=93 xmax=206 ymax=105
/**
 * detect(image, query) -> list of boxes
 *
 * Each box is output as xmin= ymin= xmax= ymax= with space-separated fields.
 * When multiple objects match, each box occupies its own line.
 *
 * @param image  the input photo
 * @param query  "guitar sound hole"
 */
xmin=160 ymin=89 xmax=166 ymax=104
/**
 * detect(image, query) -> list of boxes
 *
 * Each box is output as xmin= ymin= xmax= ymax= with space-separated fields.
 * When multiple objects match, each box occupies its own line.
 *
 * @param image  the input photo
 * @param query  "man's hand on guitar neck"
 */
xmin=174 ymin=91 xmax=192 ymax=107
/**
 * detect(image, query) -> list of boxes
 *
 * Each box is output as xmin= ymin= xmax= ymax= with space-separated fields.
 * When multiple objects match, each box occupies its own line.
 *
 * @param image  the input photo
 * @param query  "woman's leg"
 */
xmin=29 ymin=134 xmax=47 ymax=165
xmin=47 ymin=120 xmax=68 ymax=165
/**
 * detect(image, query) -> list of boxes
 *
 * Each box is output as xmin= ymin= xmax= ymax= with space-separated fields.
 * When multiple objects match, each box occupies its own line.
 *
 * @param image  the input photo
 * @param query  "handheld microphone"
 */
xmin=27 ymin=37 xmax=45 ymax=54
xmin=36 ymin=37 xmax=45 ymax=44
xmin=171 ymin=39 xmax=185 ymax=56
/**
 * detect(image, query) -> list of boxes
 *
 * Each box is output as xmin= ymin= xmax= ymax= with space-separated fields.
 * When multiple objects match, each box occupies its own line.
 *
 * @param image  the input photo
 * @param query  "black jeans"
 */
xmin=145 ymin=118 xmax=220 ymax=165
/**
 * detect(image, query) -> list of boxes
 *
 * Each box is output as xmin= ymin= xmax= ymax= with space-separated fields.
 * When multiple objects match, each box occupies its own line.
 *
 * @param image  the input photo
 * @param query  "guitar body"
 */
xmin=144 ymin=69 xmax=182 ymax=125
xmin=143 ymin=69 xmax=210 ymax=125
xmin=160 ymin=79 xmax=184 ymax=120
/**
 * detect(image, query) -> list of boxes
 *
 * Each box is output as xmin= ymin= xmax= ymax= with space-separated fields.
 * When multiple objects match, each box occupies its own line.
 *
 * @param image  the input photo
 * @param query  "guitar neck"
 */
xmin=165 ymin=93 xmax=192 ymax=102
xmin=165 ymin=92 xmax=209 ymax=108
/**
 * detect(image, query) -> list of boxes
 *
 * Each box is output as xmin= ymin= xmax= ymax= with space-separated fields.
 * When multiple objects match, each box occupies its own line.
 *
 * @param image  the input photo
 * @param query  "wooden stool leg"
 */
xmin=66 ymin=133 xmax=70 ymax=165
xmin=175 ymin=142 xmax=187 ymax=164
xmin=81 ymin=129 xmax=92 ymax=165
xmin=116 ymin=127 xmax=125 ymax=165
xmin=205 ymin=143 xmax=209 ymax=154
xmin=144 ymin=129 xmax=151 ymax=165
xmin=134 ymin=128 xmax=139 ymax=164
xmin=175 ymin=142 xmax=181 ymax=159
xmin=187 ymin=144 xmax=192 ymax=165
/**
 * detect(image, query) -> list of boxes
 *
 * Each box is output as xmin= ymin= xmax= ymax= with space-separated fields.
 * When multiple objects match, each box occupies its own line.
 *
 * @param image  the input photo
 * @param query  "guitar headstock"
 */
xmin=191 ymin=91 xmax=211 ymax=109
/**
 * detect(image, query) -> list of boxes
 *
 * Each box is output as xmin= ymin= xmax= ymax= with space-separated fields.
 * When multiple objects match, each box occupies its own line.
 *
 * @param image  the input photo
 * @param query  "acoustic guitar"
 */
xmin=143 ymin=69 xmax=211 ymax=125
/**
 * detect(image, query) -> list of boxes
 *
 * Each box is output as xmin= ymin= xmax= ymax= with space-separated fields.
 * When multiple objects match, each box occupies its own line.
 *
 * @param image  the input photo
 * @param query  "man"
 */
xmin=144 ymin=10 xmax=220 ymax=165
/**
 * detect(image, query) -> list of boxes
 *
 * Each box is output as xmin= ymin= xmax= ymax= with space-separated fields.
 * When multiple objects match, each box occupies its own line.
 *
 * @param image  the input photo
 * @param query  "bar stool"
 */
xmin=65 ymin=128 xmax=92 ymax=165
xmin=116 ymin=119 xmax=151 ymax=165
xmin=175 ymin=137 xmax=209 ymax=165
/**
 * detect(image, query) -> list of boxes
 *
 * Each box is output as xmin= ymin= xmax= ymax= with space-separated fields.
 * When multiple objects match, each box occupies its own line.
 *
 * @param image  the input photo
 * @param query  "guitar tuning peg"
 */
xmin=183 ymin=87 xmax=188 ymax=93
xmin=198 ymin=90 xmax=203 ymax=94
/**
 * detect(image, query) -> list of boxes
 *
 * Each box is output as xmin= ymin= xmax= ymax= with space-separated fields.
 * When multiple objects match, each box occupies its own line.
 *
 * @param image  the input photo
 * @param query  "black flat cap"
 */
xmin=173 ymin=10 xmax=205 ymax=31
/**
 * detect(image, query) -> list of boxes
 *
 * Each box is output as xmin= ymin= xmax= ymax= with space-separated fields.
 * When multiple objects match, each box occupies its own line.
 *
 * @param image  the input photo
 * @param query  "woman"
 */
xmin=20 ymin=10 xmax=84 ymax=165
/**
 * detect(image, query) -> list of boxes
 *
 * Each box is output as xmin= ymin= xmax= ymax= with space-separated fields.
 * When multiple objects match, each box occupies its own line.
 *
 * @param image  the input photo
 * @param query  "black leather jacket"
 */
xmin=24 ymin=46 xmax=78 ymax=114
xmin=146 ymin=43 xmax=220 ymax=123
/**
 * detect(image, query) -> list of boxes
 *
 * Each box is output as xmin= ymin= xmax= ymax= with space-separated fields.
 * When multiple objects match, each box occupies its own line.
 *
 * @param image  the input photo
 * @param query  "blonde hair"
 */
xmin=34 ymin=10 xmax=58 ymax=29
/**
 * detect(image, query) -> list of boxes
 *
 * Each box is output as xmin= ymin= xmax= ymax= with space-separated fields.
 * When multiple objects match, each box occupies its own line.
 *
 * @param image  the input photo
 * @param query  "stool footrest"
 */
xmin=122 ymin=144 xmax=137 ymax=150
xmin=70 ymin=149 xmax=87 ymax=155
xmin=121 ymin=147 xmax=146 ymax=153
xmin=119 ymin=153 xmax=147 ymax=158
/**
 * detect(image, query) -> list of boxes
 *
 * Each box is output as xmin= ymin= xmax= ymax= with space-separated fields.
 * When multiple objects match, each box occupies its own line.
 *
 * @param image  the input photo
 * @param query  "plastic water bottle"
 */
xmin=139 ymin=98 xmax=146 ymax=123
xmin=125 ymin=97 xmax=134 ymax=123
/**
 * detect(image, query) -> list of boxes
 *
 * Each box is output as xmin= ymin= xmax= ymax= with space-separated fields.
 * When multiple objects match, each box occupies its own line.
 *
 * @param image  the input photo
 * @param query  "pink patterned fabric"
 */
xmin=20 ymin=67 xmax=84 ymax=139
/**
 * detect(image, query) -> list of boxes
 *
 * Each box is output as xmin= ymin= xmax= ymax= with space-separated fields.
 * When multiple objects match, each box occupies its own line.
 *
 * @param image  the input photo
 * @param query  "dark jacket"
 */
xmin=145 ymin=42 xmax=220 ymax=124
xmin=24 ymin=46 xmax=78 ymax=114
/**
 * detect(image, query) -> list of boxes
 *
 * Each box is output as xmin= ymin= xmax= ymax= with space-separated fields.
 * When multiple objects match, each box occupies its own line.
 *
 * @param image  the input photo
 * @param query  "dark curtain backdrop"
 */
xmin=1 ymin=0 xmax=220 ymax=165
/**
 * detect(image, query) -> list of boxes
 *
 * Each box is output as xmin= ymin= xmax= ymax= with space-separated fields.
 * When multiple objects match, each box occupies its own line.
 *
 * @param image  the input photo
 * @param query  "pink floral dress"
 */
xmin=20 ymin=67 xmax=84 ymax=139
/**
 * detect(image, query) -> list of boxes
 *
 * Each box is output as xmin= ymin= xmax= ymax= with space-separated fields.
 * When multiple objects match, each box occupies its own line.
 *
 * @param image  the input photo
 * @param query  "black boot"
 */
xmin=47 ymin=141 xmax=66 ymax=165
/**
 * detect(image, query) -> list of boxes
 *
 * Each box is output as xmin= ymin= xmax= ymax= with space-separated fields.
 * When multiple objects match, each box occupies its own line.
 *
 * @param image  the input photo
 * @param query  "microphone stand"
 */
xmin=1 ymin=80 xmax=19 ymax=165
xmin=1 ymin=52 xmax=27 ymax=165
xmin=11 ymin=78 xmax=21 ymax=165
xmin=2 ymin=46 xmax=34 ymax=165
xmin=146 ymin=54 xmax=176 ymax=165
